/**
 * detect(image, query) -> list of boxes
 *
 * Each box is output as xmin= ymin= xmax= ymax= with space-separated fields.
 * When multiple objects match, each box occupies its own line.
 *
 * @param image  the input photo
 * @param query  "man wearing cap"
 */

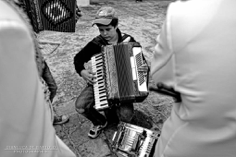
xmin=74 ymin=6 xmax=138 ymax=139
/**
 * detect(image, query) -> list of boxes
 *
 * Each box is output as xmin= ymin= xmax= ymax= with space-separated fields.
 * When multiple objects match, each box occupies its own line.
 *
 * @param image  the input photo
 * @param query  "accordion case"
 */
xmin=23 ymin=0 xmax=76 ymax=33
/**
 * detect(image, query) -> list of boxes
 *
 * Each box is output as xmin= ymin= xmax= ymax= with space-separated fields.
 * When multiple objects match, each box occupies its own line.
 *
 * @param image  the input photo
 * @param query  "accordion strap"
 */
xmin=121 ymin=33 xmax=131 ymax=42
xmin=92 ymin=35 xmax=107 ymax=47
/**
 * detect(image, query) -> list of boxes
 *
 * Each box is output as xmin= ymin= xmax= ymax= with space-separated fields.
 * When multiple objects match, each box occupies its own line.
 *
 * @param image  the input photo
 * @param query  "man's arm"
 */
xmin=0 ymin=18 xmax=76 ymax=157
xmin=0 ymin=19 xmax=43 ymax=156
xmin=0 ymin=20 xmax=38 ymax=113
xmin=42 ymin=61 xmax=58 ymax=102
xmin=74 ymin=41 xmax=101 ymax=76
xmin=150 ymin=16 xmax=175 ymax=88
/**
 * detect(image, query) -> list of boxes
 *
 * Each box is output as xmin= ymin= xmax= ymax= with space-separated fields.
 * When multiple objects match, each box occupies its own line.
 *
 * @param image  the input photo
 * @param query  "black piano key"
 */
xmin=99 ymin=91 xmax=106 ymax=94
xmin=99 ymin=98 xmax=107 ymax=102
xmin=97 ymin=75 xmax=103 ymax=78
xmin=95 ymin=57 xmax=102 ymax=61
xmin=97 ymin=84 xmax=104 ymax=88
xmin=98 ymin=88 xmax=105 ymax=92
xmin=98 ymin=86 xmax=105 ymax=89
xmin=95 ymin=61 xmax=103 ymax=66
xmin=98 ymin=82 xmax=105 ymax=85
xmin=96 ymin=64 xmax=103 ymax=68
xmin=97 ymin=71 xmax=103 ymax=75
xmin=97 ymin=78 xmax=103 ymax=82
xmin=97 ymin=74 xmax=103 ymax=78
xmin=95 ymin=60 xmax=103 ymax=64
xmin=95 ymin=63 xmax=103 ymax=68
xmin=97 ymin=79 xmax=104 ymax=83
xmin=97 ymin=69 xmax=103 ymax=73
xmin=96 ymin=62 xmax=103 ymax=66
xmin=95 ymin=54 xmax=103 ymax=59
xmin=99 ymin=95 xmax=107 ymax=99
xmin=100 ymin=102 xmax=108 ymax=106
xmin=96 ymin=72 xmax=103 ymax=76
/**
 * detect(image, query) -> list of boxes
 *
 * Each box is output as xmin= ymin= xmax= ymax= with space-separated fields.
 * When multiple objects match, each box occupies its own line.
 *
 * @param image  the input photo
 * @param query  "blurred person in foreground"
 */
xmin=0 ymin=1 xmax=75 ymax=157
xmin=13 ymin=0 xmax=70 ymax=125
xmin=151 ymin=0 xmax=236 ymax=157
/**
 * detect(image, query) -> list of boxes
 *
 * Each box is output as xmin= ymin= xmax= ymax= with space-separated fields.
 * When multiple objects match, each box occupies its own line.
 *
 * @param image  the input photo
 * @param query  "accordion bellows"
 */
xmin=24 ymin=0 xmax=76 ymax=32
xmin=105 ymin=42 xmax=149 ymax=102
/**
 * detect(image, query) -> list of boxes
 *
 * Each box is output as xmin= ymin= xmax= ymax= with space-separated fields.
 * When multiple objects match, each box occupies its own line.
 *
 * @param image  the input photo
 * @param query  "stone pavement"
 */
xmin=38 ymin=0 xmax=175 ymax=156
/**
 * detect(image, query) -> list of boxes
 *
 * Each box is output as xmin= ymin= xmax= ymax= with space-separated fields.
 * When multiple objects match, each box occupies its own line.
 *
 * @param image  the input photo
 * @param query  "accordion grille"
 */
xmin=113 ymin=44 xmax=134 ymax=98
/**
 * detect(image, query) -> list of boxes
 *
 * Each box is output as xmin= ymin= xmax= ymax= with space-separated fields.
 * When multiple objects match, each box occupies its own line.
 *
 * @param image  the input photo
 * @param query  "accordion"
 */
xmin=91 ymin=42 xmax=149 ymax=111
xmin=22 ymin=0 xmax=76 ymax=33
xmin=111 ymin=122 xmax=160 ymax=157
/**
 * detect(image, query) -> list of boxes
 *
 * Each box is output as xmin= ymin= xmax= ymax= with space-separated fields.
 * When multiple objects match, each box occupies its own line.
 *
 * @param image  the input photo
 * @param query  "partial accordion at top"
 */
xmin=111 ymin=122 xmax=160 ymax=157
xmin=22 ymin=0 xmax=76 ymax=33
xmin=91 ymin=42 xmax=149 ymax=111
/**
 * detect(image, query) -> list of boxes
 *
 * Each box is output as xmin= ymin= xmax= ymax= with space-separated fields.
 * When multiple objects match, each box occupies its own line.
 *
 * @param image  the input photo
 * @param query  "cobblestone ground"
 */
xmin=38 ymin=0 xmax=175 ymax=156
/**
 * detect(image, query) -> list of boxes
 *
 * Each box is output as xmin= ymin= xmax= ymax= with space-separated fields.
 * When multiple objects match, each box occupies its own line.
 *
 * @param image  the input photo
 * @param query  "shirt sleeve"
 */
xmin=150 ymin=7 xmax=176 ymax=88
xmin=0 ymin=20 xmax=38 ymax=113
xmin=0 ymin=19 xmax=76 ymax=157
xmin=74 ymin=41 xmax=101 ymax=76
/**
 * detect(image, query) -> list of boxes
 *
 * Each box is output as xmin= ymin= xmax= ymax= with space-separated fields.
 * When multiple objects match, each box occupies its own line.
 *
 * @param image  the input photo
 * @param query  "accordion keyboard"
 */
xmin=91 ymin=53 xmax=109 ymax=110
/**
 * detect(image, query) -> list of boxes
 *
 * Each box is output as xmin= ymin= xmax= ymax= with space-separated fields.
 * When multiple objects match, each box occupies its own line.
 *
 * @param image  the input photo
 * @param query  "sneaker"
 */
xmin=88 ymin=122 xmax=107 ymax=139
xmin=53 ymin=115 xmax=69 ymax=125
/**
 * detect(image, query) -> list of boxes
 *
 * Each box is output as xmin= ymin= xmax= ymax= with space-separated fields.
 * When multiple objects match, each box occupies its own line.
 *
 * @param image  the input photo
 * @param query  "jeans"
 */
xmin=75 ymin=84 xmax=134 ymax=126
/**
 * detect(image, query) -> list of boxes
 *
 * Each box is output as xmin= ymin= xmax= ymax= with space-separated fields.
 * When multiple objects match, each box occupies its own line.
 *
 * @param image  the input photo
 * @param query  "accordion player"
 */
xmin=91 ymin=42 xmax=149 ymax=111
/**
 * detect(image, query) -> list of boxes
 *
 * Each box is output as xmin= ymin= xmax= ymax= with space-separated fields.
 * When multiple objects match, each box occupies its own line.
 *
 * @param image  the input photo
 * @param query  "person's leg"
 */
xmin=75 ymin=84 xmax=106 ymax=126
xmin=117 ymin=103 xmax=134 ymax=123
xmin=104 ymin=105 xmax=120 ymax=126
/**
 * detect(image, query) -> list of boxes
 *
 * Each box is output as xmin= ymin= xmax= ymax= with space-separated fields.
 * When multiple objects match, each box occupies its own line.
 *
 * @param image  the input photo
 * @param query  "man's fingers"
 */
xmin=87 ymin=79 xmax=95 ymax=85
xmin=87 ymin=76 xmax=97 ymax=84
xmin=88 ymin=73 xmax=96 ymax=80
xmin=91 ymin=71 xmax=96 ymax=75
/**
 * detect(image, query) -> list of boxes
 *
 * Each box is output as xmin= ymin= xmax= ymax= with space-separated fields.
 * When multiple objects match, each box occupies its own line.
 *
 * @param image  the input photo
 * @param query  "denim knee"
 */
xmin=75 ymin=85 xmax=94 ymax=114
xmin=75 ymin=97 xmax=85 ymax=113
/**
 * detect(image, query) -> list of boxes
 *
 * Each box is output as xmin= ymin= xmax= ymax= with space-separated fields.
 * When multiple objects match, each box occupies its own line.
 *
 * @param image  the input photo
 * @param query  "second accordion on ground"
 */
xmin=91 ymin=42 xmax=149 ymax=110
xmin=111 ymin=122 xmax=160 ymax=157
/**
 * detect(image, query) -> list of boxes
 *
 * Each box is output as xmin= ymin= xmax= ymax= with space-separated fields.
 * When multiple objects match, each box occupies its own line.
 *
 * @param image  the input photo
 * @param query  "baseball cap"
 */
xmin=92 ymin=6 xmax=118 ymax=26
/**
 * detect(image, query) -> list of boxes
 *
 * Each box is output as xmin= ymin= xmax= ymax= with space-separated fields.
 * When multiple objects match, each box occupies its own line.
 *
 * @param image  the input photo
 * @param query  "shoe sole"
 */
xmin=53 ymin=118 xmax=69 ymax=125
xmin=88 ymin=130 xmax=102 ymax=139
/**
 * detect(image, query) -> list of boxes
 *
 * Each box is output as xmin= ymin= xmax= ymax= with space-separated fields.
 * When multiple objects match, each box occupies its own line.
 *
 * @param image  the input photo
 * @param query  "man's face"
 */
xmin=97 ymin=25 xmax=117 ymax=42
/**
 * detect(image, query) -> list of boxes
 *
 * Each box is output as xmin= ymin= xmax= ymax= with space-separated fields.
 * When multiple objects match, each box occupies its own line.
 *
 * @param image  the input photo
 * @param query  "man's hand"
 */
xmin=81 ymin=69 xmax=96 ymax=85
